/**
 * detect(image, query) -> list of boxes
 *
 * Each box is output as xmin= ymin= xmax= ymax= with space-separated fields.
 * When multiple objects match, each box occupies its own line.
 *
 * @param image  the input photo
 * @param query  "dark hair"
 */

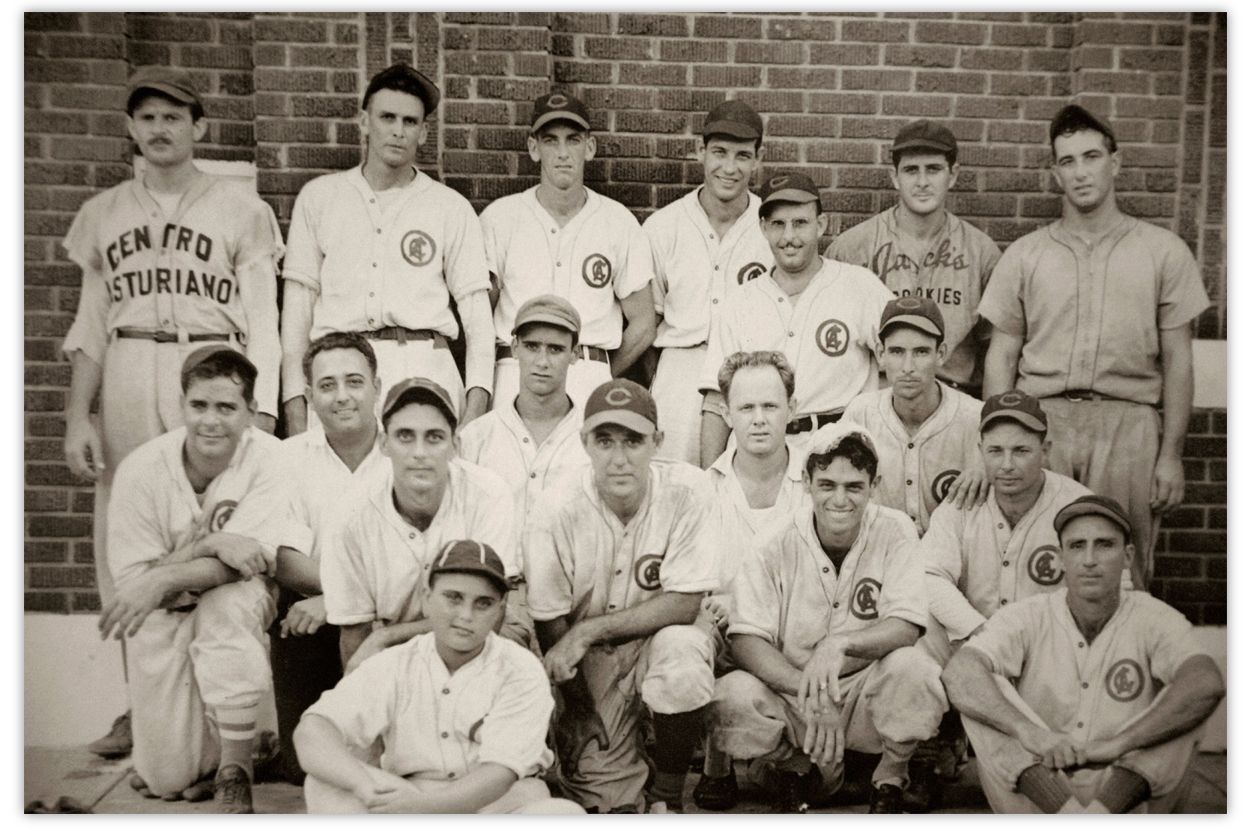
xmin=804 ymin=435 xmax=878 ymax=482
xmin=891 ymin=146 xmax=957 ymax=169
xmin=182 ymin=353 xmax=255 ymax=403
xmin=718 ymin=350 xmax=795 ymax=403
xmin=514 ymin=320 xmax=579 ymax=350
xmin=127 ymin=89 xmax=204 ymax=122
xmin=1050 ymin=110 xmax=1118 ymax=155
xmin=980 ymin=417 xmax=1048 ymax=444
xmin=362 ymin=64 xmax=433 ymax=113
xmin=382 ymin=388 xmax=457 ymax=433
xmin=303 ymin=332 xmax=378 ymax=385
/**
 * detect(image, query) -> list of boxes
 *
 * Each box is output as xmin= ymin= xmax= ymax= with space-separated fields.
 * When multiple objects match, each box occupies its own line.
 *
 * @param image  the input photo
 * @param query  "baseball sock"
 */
xmin=1095 ymin=767 xmax=1150 ymax=814
xmin=1017 ymin=764 xmax=1075 ymax=813
xmin=649 ymin=710 xmax=703 ymax=803
xmin=217 ymin=704 xmax=258 ymax=779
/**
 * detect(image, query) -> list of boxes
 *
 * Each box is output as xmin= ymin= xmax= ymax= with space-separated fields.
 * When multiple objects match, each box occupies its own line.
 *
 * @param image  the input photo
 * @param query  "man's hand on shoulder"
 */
xmin=945 ymin=465 xmax=990 ymax=509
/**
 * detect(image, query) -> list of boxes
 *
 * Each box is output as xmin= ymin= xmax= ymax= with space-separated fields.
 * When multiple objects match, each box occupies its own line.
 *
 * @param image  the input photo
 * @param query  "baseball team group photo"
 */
xmin=21 ymin=9 xmax=1229 ymax=816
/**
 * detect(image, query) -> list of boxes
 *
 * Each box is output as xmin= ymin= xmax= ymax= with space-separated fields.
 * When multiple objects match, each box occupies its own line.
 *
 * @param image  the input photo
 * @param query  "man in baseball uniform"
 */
xmin=295 ymin=540 xmax=583 ymax=814
xmin=62 ymin=66 xmax=282 ymax=757
xmin=269 ymin=332 xmax=390 ymax=784
xmin=698 ymin=172 xmax=894 ymax=467
xmin=281 ymin=63 xmax=494 ymax=434
xmin=943 ymin=495 xmax=1225 ymax=813
xmin=980 ymin=104 xmax=1211 ymax=589
xmin=524 ymin=379 xmax=718 ymax=812
xmin=97 ymin=346 xmax=287 ymax=813
xmin=323 ymin=376 xmax=523 ymax=674
xmin=643 ymin=99 xmax=773 ymax=464
xmin=828 ymin=119 xmax=1000 ymax=398
xmin=480 ymin=92 xmax=657 ymax=410
xmin=699 ymin=422 xmax=945 ymax=813
xmin=842 ymin=296 xmax=986 ymax=535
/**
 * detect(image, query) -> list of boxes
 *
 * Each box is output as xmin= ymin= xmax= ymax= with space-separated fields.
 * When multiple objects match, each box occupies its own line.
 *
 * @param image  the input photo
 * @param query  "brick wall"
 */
xmin=24 ymin=11 xmax=1228 ymax=622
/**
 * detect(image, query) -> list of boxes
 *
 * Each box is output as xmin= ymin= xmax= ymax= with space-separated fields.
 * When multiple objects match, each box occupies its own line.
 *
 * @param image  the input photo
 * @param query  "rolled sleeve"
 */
xmin=921 ymin=502 xmax=987 ymax=641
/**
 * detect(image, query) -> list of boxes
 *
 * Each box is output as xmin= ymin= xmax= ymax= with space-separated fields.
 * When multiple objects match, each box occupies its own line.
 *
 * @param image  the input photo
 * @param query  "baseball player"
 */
xmin=269 ymin=332 xmax=390 ymax=784
xmin=295 ymin=540 xmax=583 ymax=814
xmin=828 ymin=119 xmax=1001 ymax=397
xmin=980 ymin=104 xmax=1211 ymax=589
xmin=643 ymin=99 xmax=773 ymax=465
xmin=480 ymin=92 xmax=657 ymax=409
xmin=524 ymin=379 xmax=718 ymax=812
xmin=62 ymin=66 xmax=282 ymax=758
xmin=281 ymin=63 xmax=494 ymax=434
xmin=698 ymin=172 xmax=894 ymax=467
xmin=942 ymin=495 xmax=1225 ymax=813
xmin=322 ymin=376 xmax=525 ymax=674
xmin=842 ymin=296 xmax=986 ymax=535
xmin=699 ymin=422 xmax=945 ymax=813
xmin=97 ymin=345 xmax=288 ymax=813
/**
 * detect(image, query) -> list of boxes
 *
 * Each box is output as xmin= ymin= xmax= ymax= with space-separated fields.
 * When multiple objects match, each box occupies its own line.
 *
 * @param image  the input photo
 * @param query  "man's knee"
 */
xmin=641 ymin=624 xmax=714 ymax=714
xmin=194 ymin=579 xmax=271 ymax=631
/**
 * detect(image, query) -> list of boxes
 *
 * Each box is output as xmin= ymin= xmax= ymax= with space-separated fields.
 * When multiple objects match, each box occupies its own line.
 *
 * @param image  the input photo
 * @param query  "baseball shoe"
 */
xmin=868 ymin=783 xmax=905 ymax=814
xmin=773 ymin=770 xmax=811 ymax=814
xmin=214 ymin=764 xmax=254 ymax=814
xmin=88 ymin=711 xmax=132 ymax=759
xmin=692 ymin=770 xmax=740 ymax=811
xmin=647 ymin=800 xmax=682 ymax=813
xmin=902 ymin=758 xmax=940 ymax=813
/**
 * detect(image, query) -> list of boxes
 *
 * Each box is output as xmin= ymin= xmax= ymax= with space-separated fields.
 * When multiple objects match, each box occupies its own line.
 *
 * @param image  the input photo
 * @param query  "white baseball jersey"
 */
xmin=480 ymin=186 xmax=654 ymax=348
xmin=524 ymin=461 xmax=720 ymax=623
xmin=322 ymin=458 xmax=516 ymax=627
xmin=730 ymin=502 xmax=924 ymax=671
xmin=828 ymin=207 xmax=1001 ymax=388
xmin=842 ymin=383 xmax=983 ymax=534
xmin=643 ymin=188 xmax=773 ymax=348
xmin=699 ymin=259 xmax=894 ymax=416
xmin=920 ymin=470 xmax=1091 ymax=641
xmin=306 ymin=631 xmax=555 ymax=782
xmin=62 ymin=173 xmax=283 ymax=416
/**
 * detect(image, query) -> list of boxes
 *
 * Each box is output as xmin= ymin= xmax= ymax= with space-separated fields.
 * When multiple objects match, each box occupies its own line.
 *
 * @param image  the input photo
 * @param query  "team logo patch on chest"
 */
xmin=401 ymin=230 xmax=437 ymax=267
xmin=931 ymin=469 xmax=960 ymax=503
xmin=634 ymin=554 xmax=663 ymax=591
xmin=209 ymin=500 xmax=238 ymax=532
xmin=736 ymin=262 xmax=767 ymax=285
xmin=1026 ymin=545 xmax=1064 ymax=586
xmin=850 ymin=577 xmax=881 ymax=620
xmin=815 ymin=319 xmax=850 ymax=357
xmin=1104 ymin=658 xmax=1145 ymax=703
xmin=582 ymin=254 xmax=613 ymax=288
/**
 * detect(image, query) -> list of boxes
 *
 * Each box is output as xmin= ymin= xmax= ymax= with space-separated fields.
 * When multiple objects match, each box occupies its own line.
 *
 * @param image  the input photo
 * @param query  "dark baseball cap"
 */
xmin=180 ymin=344 xmax=257 ymax=391
xmin=759 ymin=172 xmax=822 ymax=212
xmin=703 ymin=99 xmax=764 ymax=142
xmin=891 ymin=119 xmax=957 ymax=157
xmin=980 ymin=390 xmax=1047 ymax=434
xmin=582 ymin=379 xmax=658 ymax=436
xmin=362 ymin=63 xmax=440 ymax=114
xmin=429 ymin=539 xmax=510 ymax=595
xmin=531 ymin=92 xmax=591 ymax=133
xmin=1053 ymin=494 xmax=1132 ymax=542
xmin=382 ymin=376 xmax=458 ymax=430
xmin=880 ymin=295 xmax=945 ymax=340
xmin=1049 ymin=104 xmax=1116 ymax=147
xmin=128 ymin=66 xmax=203 ymax=114
xmin=513 ymin=294 xmax=581 ymax=335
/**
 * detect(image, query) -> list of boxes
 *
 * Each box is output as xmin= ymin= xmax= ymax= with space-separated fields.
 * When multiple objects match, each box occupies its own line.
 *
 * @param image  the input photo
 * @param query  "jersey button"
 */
xmin=447 ymin=772 xmax=456 ymax=779
xmin=376 ymin=229 xmax=382 ymax=235
xmin=615 ymin=569 xmax=622 ymax=575
xmin=907 ymin=443 xmax=914 ymax=449
xmin=1002 ymin=560 xmax=1009 ymax=567
xmin=442 ymin=687 xmax=450 ymax=695
xmin=1078 ymin=642 xmax=1085 ymax=648
xmin=372 ymin=262 xmax=378 ymax=268
xmin=556 ymin=261 xmax=562 ymax=267
xmin=1081 ymin=682 xmax=1088 ymax=689
xmin=709 ymin=234 xmax=715 ymax=239
xmin=712 ymin=298 xmax=719 ymax=304
xmin=409 ymin=532 xmax=416 ymax=539
xmin=522 ymin=437 xmax=530 ymax=443
xmin=608 ymin=604 xmax=616 ymax=610
xmin=777 ymin=297 xmax=785 ymax=303
xmin=369 ymin=291 xmax=375 ymax=297
xmin=551 ymin=228 xmax=557 ymax=234
xmin=530 ymin=472 xmax=537 ymax=479
xmin=714 ymin=265 xmax=720 ymax=271
xmin=788 ymin=331 xmax=795 ymax=338
xmin=1000 ymin=599 xmax=1007 ymax=605
xmin=906 ymin=479 xmax=913 ymax=485
xmin=832 ymin=601 xmax=840 ymax=608
xmin=996 ymin=523 xmax=1004 ymax=530
xmin=1077 ymin=722 xmax=1084 ymax=728
xmin=822 ymin=567 xmax=829 ymax=574
xmin=441 ymin=731 xmax=449 ymax=739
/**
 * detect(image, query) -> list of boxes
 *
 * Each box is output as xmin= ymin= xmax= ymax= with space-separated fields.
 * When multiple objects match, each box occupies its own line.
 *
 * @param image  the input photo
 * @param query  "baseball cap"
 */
xmin=180 ymin=344 xmax=257 ymax=391
xmin=891 ymin=119 xmax=957 ymax=157
xmin=382 ymin=377 xmax=458 ymax=430
xmin=805 ymin=420 xmax=879 ymax=466
xmin=362 ymin=63 xmax=440 ymax=114
xmin=429 ymin=539 xmax=510 ymax=595
xmin=879 ymin=295 xmax=945 ymax=340
xmin=1049 ymin=103 xmax=1116 ymax=147
xmin=759 ymin=172 xmax=822 ymax=211
xmin=1053 ymin=494 xmax=1132 ymax=542
xmin=980 ymin=390 xmax=1047 ymax=434
xmin=513 ymin=294 xmax=581 ymax=335
xmin=582 ymin=379 xmax=658 ymax=436
xmin=703 ymin=99 xmax=764 ymax=142
xmin=127 ymin=66 xmax=203 ymax=113
xmin=531 ymin=92 xmax=591 ymax=133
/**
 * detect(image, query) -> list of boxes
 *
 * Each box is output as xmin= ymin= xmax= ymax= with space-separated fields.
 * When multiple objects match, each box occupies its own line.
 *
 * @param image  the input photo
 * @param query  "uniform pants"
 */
xmin=305 ymin=768 xmax=583 ymax=814
xmin=553 ymin=624 xmax=714 ymax=812
xmin=270 ymin=587 xmax=342 ymax=784
xmin=962 ymin=676 xmax=1200 ymax=813
xmin=708 ymin=646 xmax=946 ymax=789
xmin=125 ymin=578 xmax=276 ymax=796
xmin=492 ymin=352 xmax=611 ymax=414
xmin=1040 ymin=397 xmax=1161 ymax=589
xmin=651 ymin=344 xmax=708 ymax=466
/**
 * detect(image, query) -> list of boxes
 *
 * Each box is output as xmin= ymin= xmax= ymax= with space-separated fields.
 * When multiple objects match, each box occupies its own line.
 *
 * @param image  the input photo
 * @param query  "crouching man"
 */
xmin=943 ymin=495 xmax=1225 ymax=813
xmin=295 ymin=540 xmax=583 ymax=814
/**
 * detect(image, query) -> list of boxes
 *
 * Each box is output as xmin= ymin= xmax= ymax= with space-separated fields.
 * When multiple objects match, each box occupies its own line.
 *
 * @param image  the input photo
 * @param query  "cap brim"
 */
xmin=1055 ymin=503 xmax=1131 ymax=537
xmin=881 ymin=314 xmax=943 ymax=339
xmin=703 ymin=119 xmax=761 ymax=140
xmin=532 ymin=111 xmax=590 ymax=133
xmin=514 ymin=312 xmax=579 ymax=334
xmin=761 ymin=188 xmax=820 ymax=207
xmin=980 ymin=410 xmax=1046 ymax=434
xmin=129 ymin=82 xmax=199 ymax=106
xmin=383 ymin=386 xmax=458 ymax=424
xmin=582 ymin=410 xmax=656 ymax=436
xmin=432 ymin=566 xmax=510 ymax=594
xmin=891 ymin=139 xmax=954 ymax=155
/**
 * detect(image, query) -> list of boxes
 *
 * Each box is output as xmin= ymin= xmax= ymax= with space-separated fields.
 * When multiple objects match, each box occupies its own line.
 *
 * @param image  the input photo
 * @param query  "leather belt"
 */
xmin=116 ymin=328 xmax=233 ymax=344
xmin=786 ymin=409 xmax=844 ymax=435
xmin=361 ymin=327 xmax=447 ymax=348
xmin=497 ymin=343 xmax=609 ymax=363
xmin=1060 ymin=389 xmax=1115 ymax=402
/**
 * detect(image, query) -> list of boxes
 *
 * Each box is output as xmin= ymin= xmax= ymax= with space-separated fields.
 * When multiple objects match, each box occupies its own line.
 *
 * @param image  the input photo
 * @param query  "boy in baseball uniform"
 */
xmin=981 ymin=104 xmax=1211 ymax=589
xmin=943 ymin=495 xmax=1224 ymax=813
xmin=643 ymin=100 xmax=773 ymax=464
xmin=842 ymin=296 xmax=986 ymax=535
xmin=698 ymin=172 xmax=893 ymax=467
xmin=281 ymin=63 xmax=494 ymax=433
xmin=524 ymin=379 xmax=718 ymax=812
xmin=698 ymin=422 xmax=946 ymax=813
xmin=63 ymin=66 xmax=282 ymax=757
xmin=98 ymin=346 xmax=287 ymax=813
xmin=828 ymin=119 xmax=1000 ymax=398
xmin=480 ymin=93 xmax=657 ymax=409
xmin=295 ymin=540 xmax=583 ymax=814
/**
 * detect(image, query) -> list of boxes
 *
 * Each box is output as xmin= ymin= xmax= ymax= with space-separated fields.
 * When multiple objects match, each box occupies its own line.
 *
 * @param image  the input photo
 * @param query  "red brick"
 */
xmin=584 ymin=36 xmax=652 ymax=61
xmin=181 ymin=46 xmax=252 ymax=70
xmin=26 ymin=12 xmax=83 ymax=32
xmin=595 ymin=182 xmax=652 ymax=209
xmin=735 ymin=41 xmax=805 ymax=65
xmin=25 ymin=110 xmax=90 ymax=135
xmin=26 ymin=540 xmax=69 ymax=563
xmin=615 ymin=111 xmax=687 ymax=134
xmin=554 ymin=60 xmax=613 ymax=85
xmin=25 ymin=490 xmax=69 ymax=513
xmin=692 ymin=65 xmax=762 ymax=88
xmin=661 ymin=40 xmax=729 ymax=63
xmin=955 ymin=96 xmax=1020 ymax=119
xmin=444 ymin=151 xmax=508 ymax=175
xmin=1078 ymin=21 xmax=1154 ymax=46
xmin=990 ymin=24 xmax=1049 ymax=46
xmin=594 ymin=135 xmax=655 ymax=159
xmin=842 ymin=69 xmax=912 ymax=92
xmin=807 ymin=142 xmax=879 ymax=164
xmin=256 ymin=120 xmax=328 ymax=143
xmin=72 ymin=592 xmax=102 ymax=613
xmin=733 ymin=90 xmax=804 ymax=114
xmin=553 ymin=12 xmax=610 ymax=34
xmin=959 ymin=47 xmax=1023 ymax=71
xmin=809 ymin=43 xmax=881 ymax=66
xmin=618 ymin=63 xmax=687 ymax=87
xmin=476 ymin=128 xmax=529 ymax=152
xmin=129 ymin=41 xmax=172 ymax=66
xmin=255 ymin=17 xmax=329 ymax=42
xmin=443 ymin=101 xmax=510 ymax=125
xmin=693 ymin=15 xmax=762 ymax=39
xmin=619 ymin=14 xmax=688 ymax=37
xmin=884 ymin=44 xmax=958 ymax=68
xmin=951 ymin=193 xmax=1015 ymax=216
xmin=915 ymin=20 xmax=987 ymax=45
xmin=49 ymin=85 xmax=127 ymax=111
xmin=770 ymin=114 xmax=840 ymax=138
xmin=129 ymin=14 xmax=214 ymax=42
xmin=989 ymin=74 xmax=1048 ymax=96
xmin=25 ymin=593 xmax=70 ymax=613
xmin=290 ymin=96 xmax=357 ymax=118
xmin=25 ymin=58 xmax=91 ymax=84
xmin=917 ymin=71 xmax=987 ymax=95
xmin=881 ymin=94 xmax=952 ymax=117
xmin=1154 ymin=555 xmax=1204 ymax=579
xmin=837 ymin=168 xmax=892 ymax=189
xmin=585 ymin=87 xmax=656 ymax=111
xmin=842 ymin=19 xmax=911 ymax=43
xmin=254 ymin=69 xmax=328 ymax=93
xmin=768 ymin=68 xmax=837 ymax=90
xmin=766 ymin=18 xmax=837 ymax=41
xmin=289 ymin=46 xmax=357 ymax=69
xmin=29 ymin=565 xmax=97 ymax=588
xmin=27 ymin=263 xmax=80 ymax=286
xmin=612 ymin=160 xmax=685 ymax=183
xmin=988 ymin=121 xmax=1047 ymax=144
xmin=24 ymin=364 xmax=72 ymax=387
xmin=477 ymin=28 xmax=549 ymax=52
xmin=47 ymin=34 xmax=125 ymax=59
xmin=1119 ymin=48 xmax=1184 ymax=72
xmin=477 ymin=77 xmax=549 ymax=103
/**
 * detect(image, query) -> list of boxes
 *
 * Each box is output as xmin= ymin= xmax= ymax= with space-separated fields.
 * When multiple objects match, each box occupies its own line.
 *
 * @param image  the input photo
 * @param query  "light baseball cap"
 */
xmin=513 ymin=294 xmax=581 ymax=335
xmin=382 ymin=376 xmax=458 ymax=430
xmin=804 ymin=420 xmax=879 ymax=467
xmin=582 ymin=379 xmax=658 ymax=436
